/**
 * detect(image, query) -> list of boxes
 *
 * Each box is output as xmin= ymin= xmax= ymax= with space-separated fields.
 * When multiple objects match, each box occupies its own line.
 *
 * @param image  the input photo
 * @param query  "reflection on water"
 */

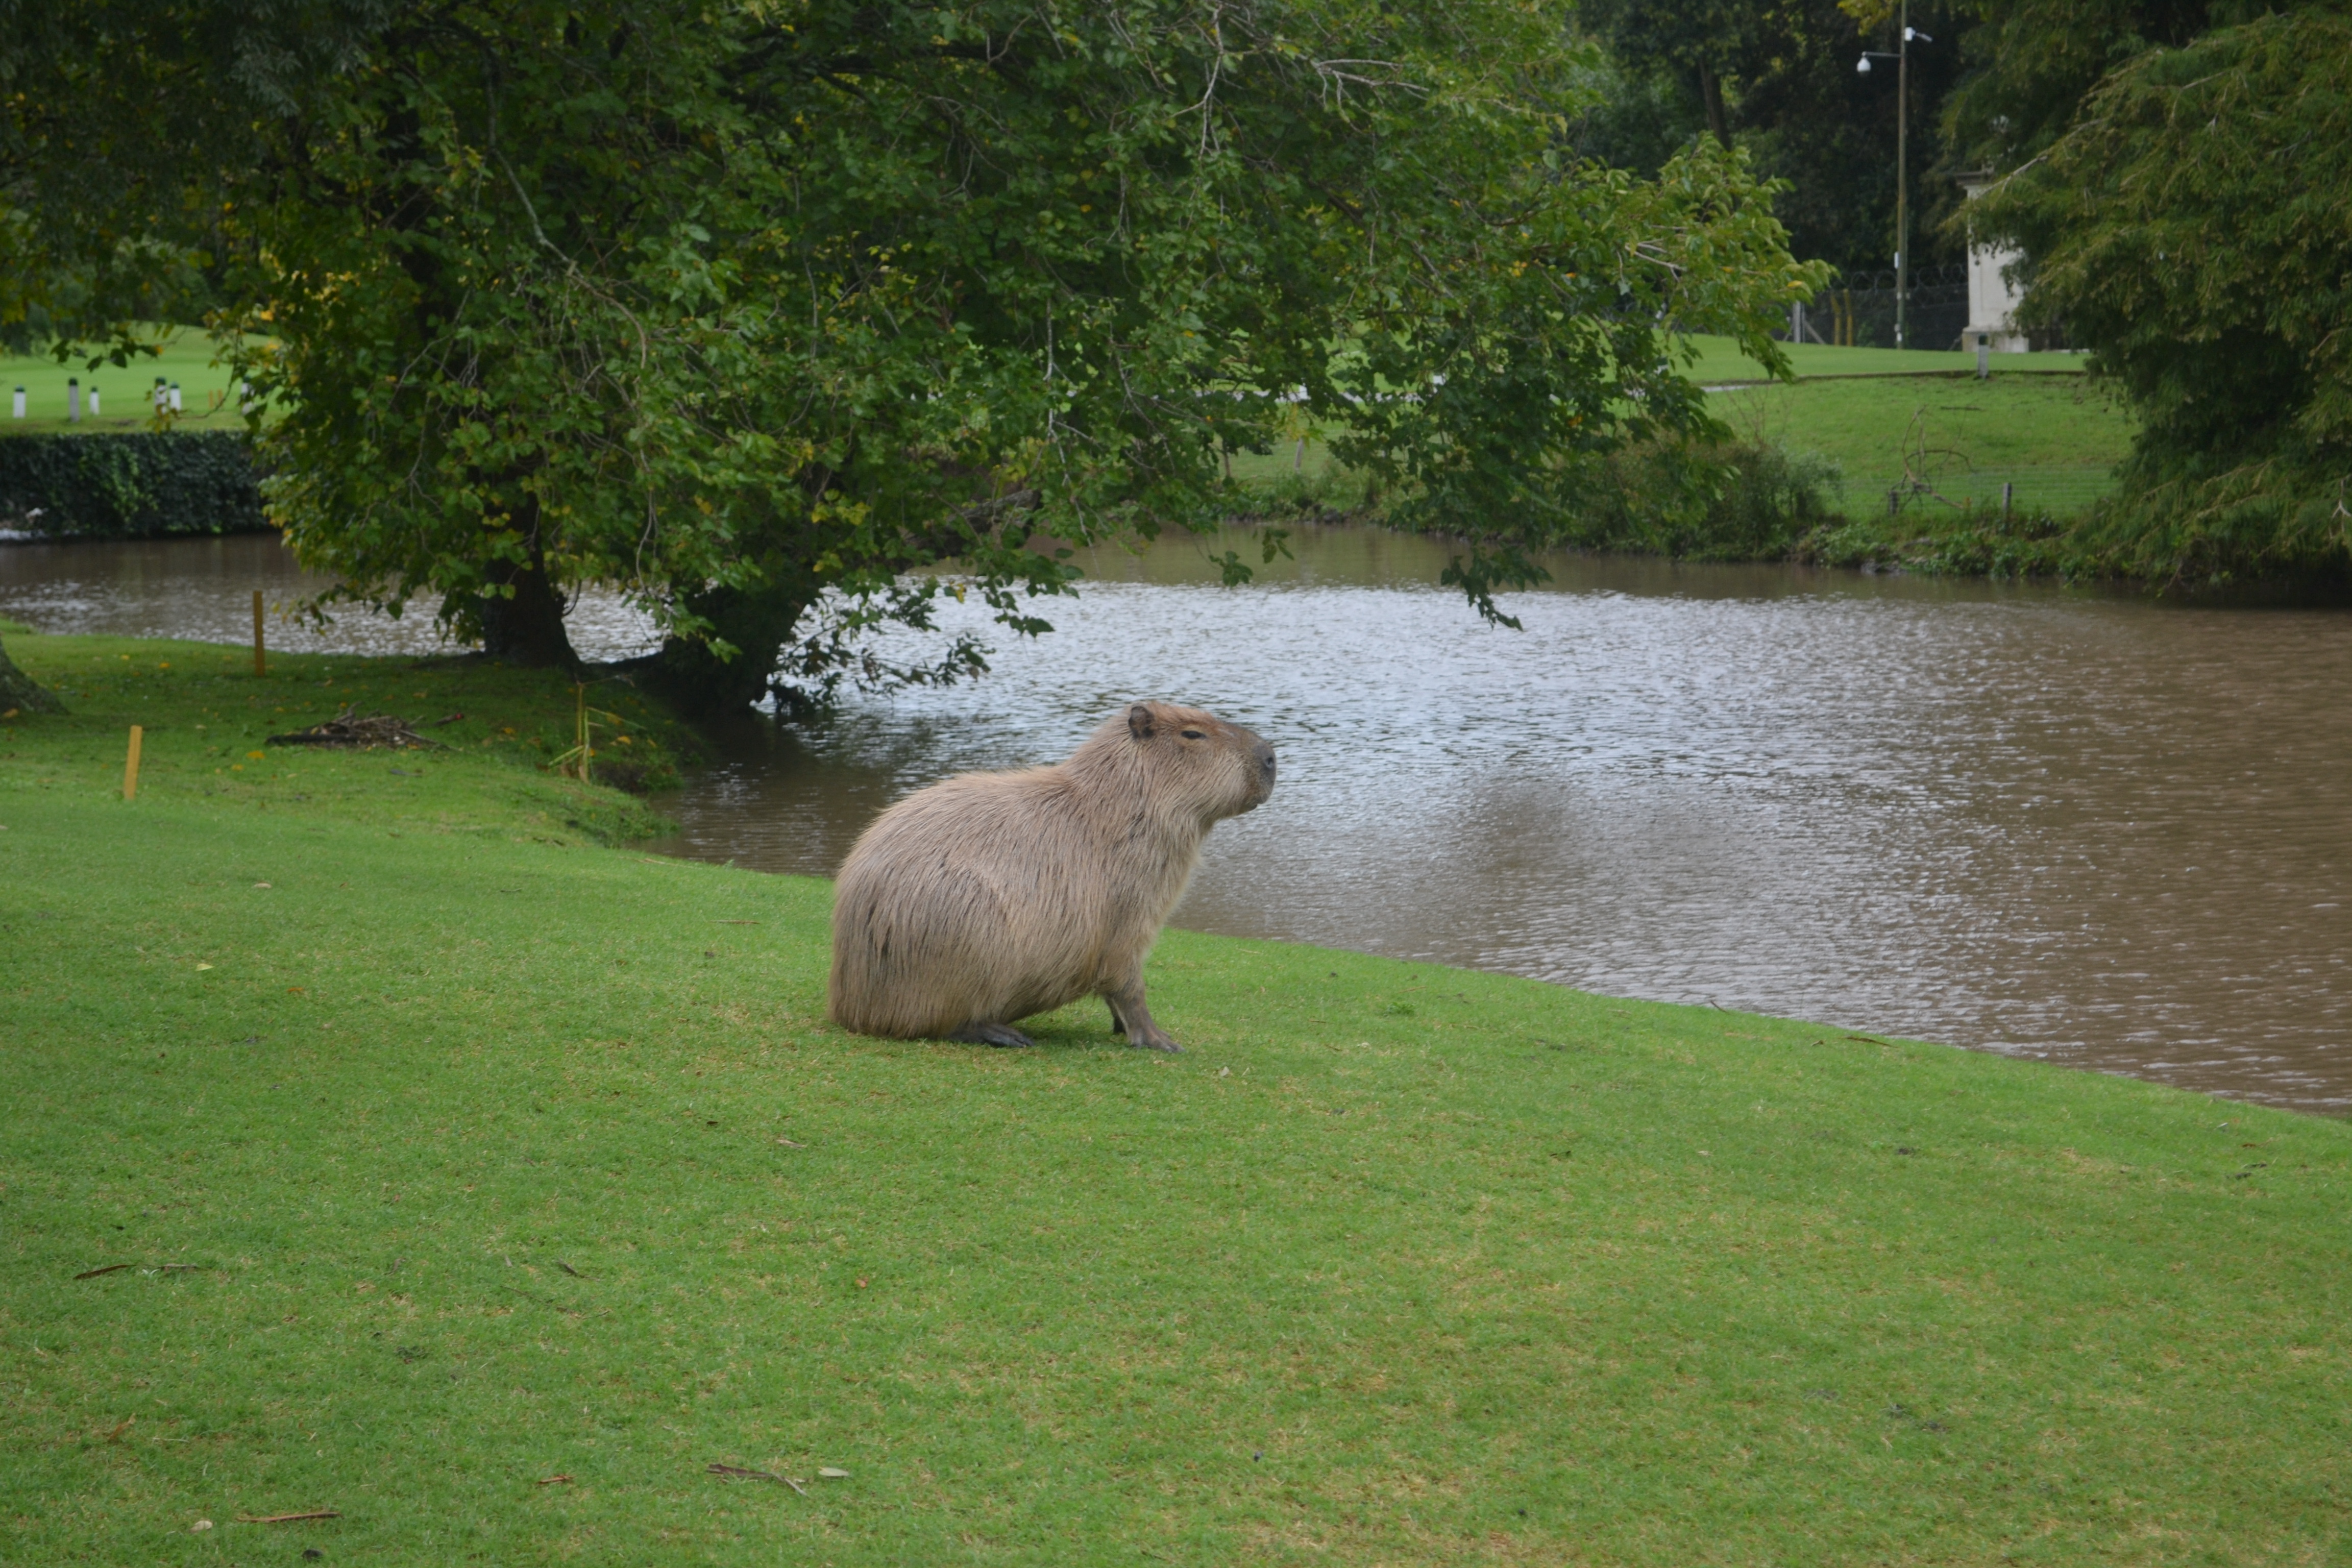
xmin=7 ymin=527 xmax=2349 ymax=1111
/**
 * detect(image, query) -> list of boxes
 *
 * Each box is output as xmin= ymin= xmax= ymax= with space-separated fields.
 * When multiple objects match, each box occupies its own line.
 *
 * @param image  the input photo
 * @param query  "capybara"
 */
xmin=828 ymin=701 xmax=1277 ymax=1050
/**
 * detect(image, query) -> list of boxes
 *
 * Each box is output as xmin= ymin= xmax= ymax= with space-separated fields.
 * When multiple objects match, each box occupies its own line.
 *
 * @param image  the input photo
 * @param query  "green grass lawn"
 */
xmin=1675 ymin=332 xmax=2094 ymax=385
xmin=2 ymin=329 xmax=249 ymax=436
xmin=1224 ymin=337 xmax=2128 ymax=524
xmin=1714 ymin=374 xmax=2139 ymax=523
xmin=5 ymin=635 xmax=2349 ymax=1565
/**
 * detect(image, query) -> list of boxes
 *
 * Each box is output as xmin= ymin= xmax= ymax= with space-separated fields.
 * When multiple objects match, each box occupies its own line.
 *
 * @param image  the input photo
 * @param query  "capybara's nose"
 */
xmin=1255 ymin=739 xmax=1277 ymax=787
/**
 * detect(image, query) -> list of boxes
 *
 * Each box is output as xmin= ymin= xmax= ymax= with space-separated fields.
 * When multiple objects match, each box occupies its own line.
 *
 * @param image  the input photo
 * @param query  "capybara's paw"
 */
xmin=950 ymin=1021 xmax=1036 ymax=1048
xmin=1129 ymin=1028 xmax=1182 ymax=1054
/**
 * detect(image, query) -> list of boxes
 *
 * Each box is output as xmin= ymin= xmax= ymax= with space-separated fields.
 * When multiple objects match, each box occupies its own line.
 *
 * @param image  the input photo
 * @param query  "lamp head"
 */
xmin=1856 ymin=55 xmax=1872 ymax=73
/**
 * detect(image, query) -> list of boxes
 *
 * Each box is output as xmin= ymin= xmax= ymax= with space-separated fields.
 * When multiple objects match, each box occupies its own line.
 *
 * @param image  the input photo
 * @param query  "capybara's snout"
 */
xmin=1246 ymin=733 xmax=1277 ymax=807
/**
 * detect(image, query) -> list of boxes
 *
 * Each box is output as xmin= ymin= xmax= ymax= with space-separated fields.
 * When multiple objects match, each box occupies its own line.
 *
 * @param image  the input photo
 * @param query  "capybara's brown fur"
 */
xmin=828 ymin=701 xmax=1277 ymax=1050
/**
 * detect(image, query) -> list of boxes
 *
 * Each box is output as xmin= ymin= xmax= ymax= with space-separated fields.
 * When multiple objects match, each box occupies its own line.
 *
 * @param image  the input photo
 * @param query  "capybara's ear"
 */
xmin=1128 ymin=703 xmax=1157 ymax=740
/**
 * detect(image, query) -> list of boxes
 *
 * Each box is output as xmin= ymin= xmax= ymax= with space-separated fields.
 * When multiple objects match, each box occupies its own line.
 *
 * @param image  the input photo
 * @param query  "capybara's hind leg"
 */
xmin=950 ymin=1020 xmax=1036 ymax=1048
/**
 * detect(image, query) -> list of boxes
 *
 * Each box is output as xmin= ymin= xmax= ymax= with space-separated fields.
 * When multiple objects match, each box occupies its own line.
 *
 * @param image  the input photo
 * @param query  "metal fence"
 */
xmin=1779 ymin=266 xmax=2075 ymax=353
xmin=1783 ymin=265 xmax=1972 ymax=352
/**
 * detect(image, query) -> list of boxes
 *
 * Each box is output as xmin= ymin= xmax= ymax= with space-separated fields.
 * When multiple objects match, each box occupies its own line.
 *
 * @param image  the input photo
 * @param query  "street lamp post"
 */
xmin=1858 ymin=3 xmax=1930 ymax=348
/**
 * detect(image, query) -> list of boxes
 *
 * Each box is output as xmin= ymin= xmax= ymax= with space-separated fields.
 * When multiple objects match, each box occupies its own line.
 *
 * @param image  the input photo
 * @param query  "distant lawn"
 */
xmin=1675 ymin=332 xmax=2094 ymax=385
xmin=1714 ymin=373 xmax=2138 ymax=522
xmin=1 ymin=329 xmax=248 ymax=436
xmin=4 ymin=632 xmax=2349 ymax=1564
xmin=1231 ymin=373 xmax=2136 ymax=526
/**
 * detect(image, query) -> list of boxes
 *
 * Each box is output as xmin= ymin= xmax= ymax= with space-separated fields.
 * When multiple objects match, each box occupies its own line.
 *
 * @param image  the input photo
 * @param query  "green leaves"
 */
xmin=11 ymin=0 xmax=1817 ymax=689
xmin=1974 ymin=9 xmax=2352 ymax=583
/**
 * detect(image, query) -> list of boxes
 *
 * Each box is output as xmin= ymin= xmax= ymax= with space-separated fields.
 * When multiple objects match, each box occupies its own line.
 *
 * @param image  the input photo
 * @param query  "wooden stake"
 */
xmin=123 ymin=725 xmax=143 ymax=801
xmin=252 ymin=590 xmax=266 ymax=677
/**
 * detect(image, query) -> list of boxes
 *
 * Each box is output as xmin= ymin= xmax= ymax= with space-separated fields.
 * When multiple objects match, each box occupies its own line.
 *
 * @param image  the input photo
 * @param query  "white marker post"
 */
xmin=10 ymin=387 xmax=22 ymax=419
xmin=66 ymin=378 xmax=80 ymax=423
xmin=88 ymin=387 xmax=100 ymax=416
xmin=169 ymin=382 xmax=182 ymax=412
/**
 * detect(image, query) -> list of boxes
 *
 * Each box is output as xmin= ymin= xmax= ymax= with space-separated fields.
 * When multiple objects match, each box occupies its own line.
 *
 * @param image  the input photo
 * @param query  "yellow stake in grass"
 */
xmin=123 ymin=725 xmax=143 ymax=801
xmin=547 ymin=682 xmax=625 ymax=786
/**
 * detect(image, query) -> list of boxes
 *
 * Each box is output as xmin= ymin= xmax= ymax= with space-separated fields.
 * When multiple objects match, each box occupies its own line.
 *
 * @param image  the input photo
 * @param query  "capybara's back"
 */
xmin=829 ymin=701 xmax=1276 ymax=1050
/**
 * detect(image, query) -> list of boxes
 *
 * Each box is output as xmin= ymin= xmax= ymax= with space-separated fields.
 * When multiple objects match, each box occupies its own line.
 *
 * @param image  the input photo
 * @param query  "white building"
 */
xmin=1957 ymin=172 xmax=2030 ymax=353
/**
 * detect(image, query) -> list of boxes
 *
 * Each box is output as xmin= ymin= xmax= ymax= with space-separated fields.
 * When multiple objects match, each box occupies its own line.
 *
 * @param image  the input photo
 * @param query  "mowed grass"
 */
xmin=1675 ymin=332 xmax=2093 ymax=385
xmin=1714 ymin=373 xmax=2138 ymax=522
xmin=4 ymin=638 xmax=2349 ymax=1565
xmin=1220 ymin=339 xmax=2131 ymax=526
xmin=1 ymin=329 xmax=248 ymax=436
xmin=0 ymin=627 xmax=690 ymax=838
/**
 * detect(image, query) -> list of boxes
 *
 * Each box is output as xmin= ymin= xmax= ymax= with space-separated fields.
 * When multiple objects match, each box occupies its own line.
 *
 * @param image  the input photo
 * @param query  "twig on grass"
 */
xmin=235 ymin=1510 xmax=340 ymax=1524
xmin=708 ymin=1463 xmax=808 ymax=1495
xmin=535 ymin=1474 xmax=573 ymax=1486
xmin=77 ymin=1259 xmax=205 ymax=1279
xmin=1845 ymin=1033 xmax=1893 ymax=1046
xmin=555 ymin=1260 xmax=587 ymax=1278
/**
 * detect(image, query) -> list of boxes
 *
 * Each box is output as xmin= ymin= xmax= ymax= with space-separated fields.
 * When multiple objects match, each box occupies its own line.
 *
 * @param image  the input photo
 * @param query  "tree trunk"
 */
xmin=475 ymin=550 xmax=579 ymax=668
xmin=1697 ymin=61 xmax=1731 ymax=150
xmin=0 ymin=632 xmax=64 ymax=714
xmin=642 ymin=581 xmax=813 ymax=719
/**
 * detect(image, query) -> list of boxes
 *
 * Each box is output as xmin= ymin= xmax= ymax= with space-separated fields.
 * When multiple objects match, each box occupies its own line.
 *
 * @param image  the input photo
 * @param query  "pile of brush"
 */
xmin=265 ymin=707 xmax=445 ymax=751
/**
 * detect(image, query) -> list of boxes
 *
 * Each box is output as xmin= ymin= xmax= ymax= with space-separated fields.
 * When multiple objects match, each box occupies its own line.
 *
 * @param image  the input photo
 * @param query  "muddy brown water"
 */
xmin=7 ymin=527 xmax=2348 ymax=1112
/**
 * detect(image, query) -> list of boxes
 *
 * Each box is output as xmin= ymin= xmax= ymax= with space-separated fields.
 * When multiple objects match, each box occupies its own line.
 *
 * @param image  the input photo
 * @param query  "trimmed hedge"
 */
xmin=0 ymin=431 xmax=266 ymax=537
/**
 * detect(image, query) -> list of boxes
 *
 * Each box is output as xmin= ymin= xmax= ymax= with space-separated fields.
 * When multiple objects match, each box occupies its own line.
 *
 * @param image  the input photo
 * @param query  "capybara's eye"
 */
xmin=1181 ymin=728 xmax=1205 ymax=740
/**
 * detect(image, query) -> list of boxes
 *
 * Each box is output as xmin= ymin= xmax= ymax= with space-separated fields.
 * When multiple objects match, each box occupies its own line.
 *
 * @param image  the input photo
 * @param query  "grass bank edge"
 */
xmin=1 ymin=630 xmax=692 ymax=847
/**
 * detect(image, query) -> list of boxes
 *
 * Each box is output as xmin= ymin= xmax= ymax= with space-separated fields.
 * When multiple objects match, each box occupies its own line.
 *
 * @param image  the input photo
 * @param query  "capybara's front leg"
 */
xmin=1104 ymin=976 xmax=1180 ymax=1052
xmin=950 ymin=1020 xmax=1036 ymax=1048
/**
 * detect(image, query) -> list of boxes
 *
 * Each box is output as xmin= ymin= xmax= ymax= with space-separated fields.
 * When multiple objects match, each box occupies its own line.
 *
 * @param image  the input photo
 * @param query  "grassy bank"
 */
xmin=1230 ymin=340 xmax=2137 ymax=573
xmin=2 ymin=331 xmax=246 ymax=436
xmin=1714 ymin=372 xmax=2135 ymax=526
xmin=1675 ymin=332 xmax=2092 ymax=385
xmin=5 ymin=636 xmax=2349 ymax=1565
xmin=0 ymin=627 xmax=691 ymax=834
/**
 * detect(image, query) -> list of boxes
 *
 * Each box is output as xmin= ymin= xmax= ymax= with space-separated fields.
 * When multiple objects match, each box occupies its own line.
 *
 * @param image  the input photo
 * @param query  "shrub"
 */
xmin=1550 ymin=440 xmax=1844 ymax=560
xmin=0 ymin=431 xmax=266 ymax=537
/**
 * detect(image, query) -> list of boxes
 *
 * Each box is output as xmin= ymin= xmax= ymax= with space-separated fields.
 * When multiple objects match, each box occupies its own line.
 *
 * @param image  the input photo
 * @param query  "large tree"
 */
xmin=7 ymin=1 xmax=1822 ymax=711
xmin=1937 ymin=0 xmax=2234 ymax=175
xmin=0 ymin=633 xmax=62 ymax=715
xmin=1579 ymin=0 xmax=1974 ymax=277
xmin=1973 ymin=7 xmax=2352 ymax=581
